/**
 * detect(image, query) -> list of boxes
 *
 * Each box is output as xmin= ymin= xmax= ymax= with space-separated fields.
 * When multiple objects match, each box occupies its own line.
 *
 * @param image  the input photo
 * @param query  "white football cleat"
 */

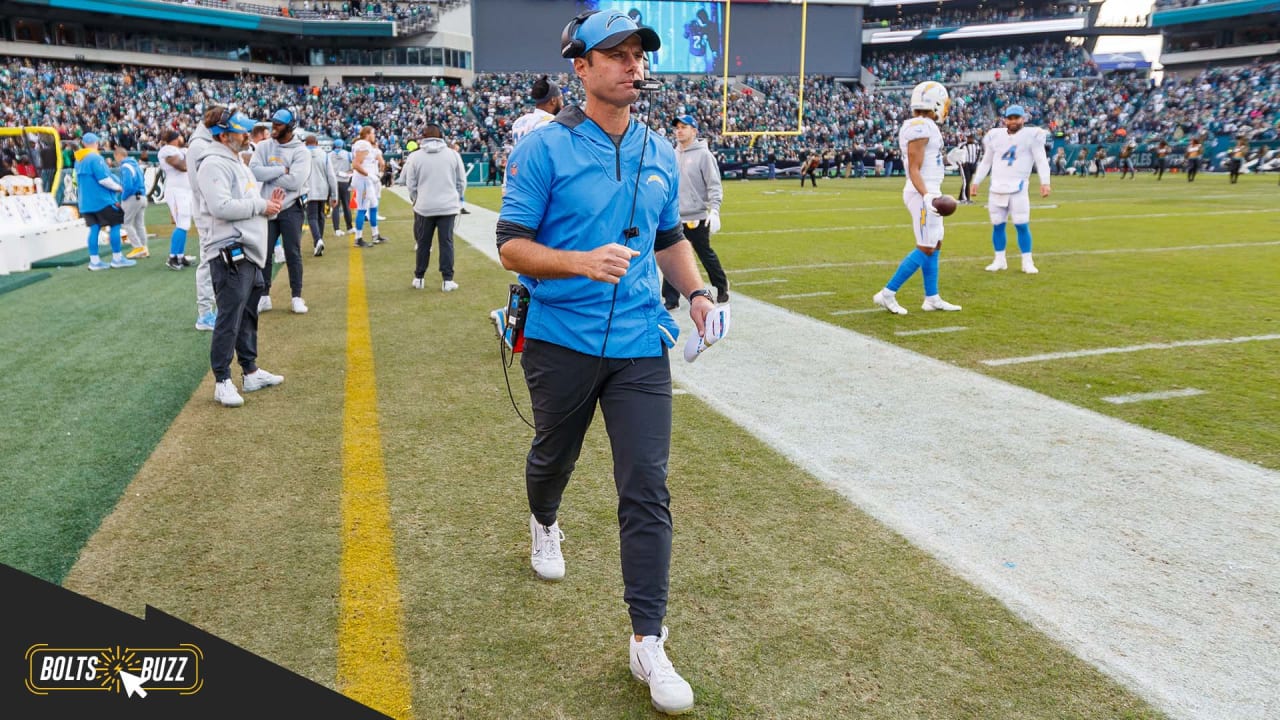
xmin=922 ymin=296 xmax=962 ymax=312
xmin=1021 ymin=258 xmax=1039 ymax=274
xmin=242 ymin=368 xmax=284 ymax=393
xmin=630 ymin=627 xmax=695 ymax=715
xmin=873 ymin=289 xmax=908 ymax=315
xmin=214 ymin=379 xmax=244 ymax=407
xmin=985 ymin=257 xmax=1008 ymax=272
xmin=529 ymin=515 xmax=565 ymax=581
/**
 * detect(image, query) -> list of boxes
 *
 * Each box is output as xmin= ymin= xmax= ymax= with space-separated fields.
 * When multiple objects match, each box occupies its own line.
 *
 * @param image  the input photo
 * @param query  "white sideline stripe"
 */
xmin=450 ymin=198 xmax=1280 ymax=720
xmin=895 ymin=326 xmax=967 ymax=336
xmin=732 ymin=240 xmax=1280 ymax=275
xmin=983 ymin=334 xmax=1280 ymax=367
xmin=716 ymin=207 xmax=1280 ymax=237
xmin=776 ymin=291 xmax=834 ymax=299
xmin=830 ymin=308 xmax=884 ymax=316
xmin=732 ymin=278 xmax=789 ymax=287
xmin=1103 ymin=388 xmax=1206 ymax=405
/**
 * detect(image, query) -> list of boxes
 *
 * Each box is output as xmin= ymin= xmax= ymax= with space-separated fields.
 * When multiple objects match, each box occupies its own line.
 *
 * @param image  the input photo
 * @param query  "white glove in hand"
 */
xmin=683 ymin=303 xmax=731 ymax=363
xmin=923 ymin=192 xmax=941 ymax=217
xmin=707 ymin=211 xmax=721 ymax=234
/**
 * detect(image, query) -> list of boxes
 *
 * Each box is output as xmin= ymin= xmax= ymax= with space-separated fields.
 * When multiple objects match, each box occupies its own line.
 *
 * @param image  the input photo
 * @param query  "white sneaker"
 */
xmin=291 ymin=297 xmax=308 ymax=314
xmin=1021 ymin=258 xmax=1039 ymax=274
xmin=258 ymin=296 xmax=273 ymax=313
xmin=313 ymin=239 xmax=325 ymax=257
xmin=985 ymin=257 xmax=1008 ymax=272
xmin=335 ymin=229 xmax=346 ymax=237
xmin=411 ymin=278 xmax=424 ymax=289
xmin=630 ymin=627 xmax=695 ymax=715
xmin=529 ymin=515 xmax=565 ymax=581
xmin=242 ymin=368 xmax=284 ymax=393
xmin=922 ymin=296 xmax=962 ymax=312
xmin=214 ymin=379 xmax=244 ymax=407
xmin=442 ymin=280 xmax=459 ymax=292
xmin=873 ymin=289 xmax=907 ymax=315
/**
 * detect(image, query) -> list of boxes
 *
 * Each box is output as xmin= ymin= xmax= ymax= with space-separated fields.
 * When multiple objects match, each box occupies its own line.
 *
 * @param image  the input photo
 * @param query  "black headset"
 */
xmin=560 ymin=10 xmax=597 ymax=59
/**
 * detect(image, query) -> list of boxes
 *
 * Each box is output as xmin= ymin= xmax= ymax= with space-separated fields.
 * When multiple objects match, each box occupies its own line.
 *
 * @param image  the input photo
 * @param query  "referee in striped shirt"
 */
xmin=958 ymin=134 xmax=980 ymax=204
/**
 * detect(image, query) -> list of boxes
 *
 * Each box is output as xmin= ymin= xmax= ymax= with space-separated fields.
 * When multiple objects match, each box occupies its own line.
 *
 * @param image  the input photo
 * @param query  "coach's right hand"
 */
xmin=582 ymin=243 xmax=640 ymax=284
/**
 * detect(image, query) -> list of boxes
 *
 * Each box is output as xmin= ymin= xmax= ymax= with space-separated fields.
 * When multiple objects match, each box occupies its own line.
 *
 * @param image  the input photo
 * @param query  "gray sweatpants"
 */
xmin=121 ymin=195 xmax=148 ymax=250
xmin=195 ymin=219 xmax=215 ymax=317
xmin=520 ymin=338 xmax=674 ymax=636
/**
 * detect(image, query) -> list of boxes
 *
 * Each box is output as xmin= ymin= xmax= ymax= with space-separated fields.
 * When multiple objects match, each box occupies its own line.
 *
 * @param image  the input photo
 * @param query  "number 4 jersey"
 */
xmin=975 ymin=126 xmax=1051 ymax=194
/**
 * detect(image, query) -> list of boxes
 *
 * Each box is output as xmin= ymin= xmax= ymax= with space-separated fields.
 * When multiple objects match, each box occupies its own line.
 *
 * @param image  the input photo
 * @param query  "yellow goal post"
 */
xmin=720 ymin=0 xmax=809 ymax=139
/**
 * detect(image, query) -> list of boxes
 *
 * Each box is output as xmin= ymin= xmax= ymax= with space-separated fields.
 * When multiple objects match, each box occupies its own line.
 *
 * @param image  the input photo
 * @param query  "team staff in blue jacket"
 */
xmin=496 ymin=10 xmax=720 ymax=716
xmin=114 ymin=146 xmax=149 ymax=259
xmin=76 ymin=132 xmax=135 ymax=270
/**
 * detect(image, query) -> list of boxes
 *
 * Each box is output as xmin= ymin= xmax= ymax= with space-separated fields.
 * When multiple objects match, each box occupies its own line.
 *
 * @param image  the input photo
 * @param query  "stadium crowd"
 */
xmin=160 ymin=0 xmax=451 ymax=27
xmin=865 ymin=42 xmax=1099 ymax=85
xmin=864 ymin=3 xmax=1087 ymax=31
xmin=2 ymin=53 xmax=1278 ymax=180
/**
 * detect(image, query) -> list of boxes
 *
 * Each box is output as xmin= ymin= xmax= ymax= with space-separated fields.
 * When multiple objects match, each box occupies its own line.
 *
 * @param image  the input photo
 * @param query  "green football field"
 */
xmin=3 ymin=172 xmax=1276 ymax=718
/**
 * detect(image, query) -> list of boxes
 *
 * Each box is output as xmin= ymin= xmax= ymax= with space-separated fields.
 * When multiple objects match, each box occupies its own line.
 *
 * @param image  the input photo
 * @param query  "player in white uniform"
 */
xmin=502 ymin=75 xmax=563 ymax=196
xmin=873 ymin=81 xmax=962 ymax=315
xmin=158 ymin=130 xmax=195 ymax=270
xmin=970 ymin=105 xmax=1052 ymax=274
xmin=350 ymin=125 xmax=386 ymax=247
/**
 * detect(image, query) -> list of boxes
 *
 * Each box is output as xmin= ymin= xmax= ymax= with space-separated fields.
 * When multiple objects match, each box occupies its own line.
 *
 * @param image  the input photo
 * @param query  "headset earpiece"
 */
xmin=560 ymin=10 xmax=596 ymax=59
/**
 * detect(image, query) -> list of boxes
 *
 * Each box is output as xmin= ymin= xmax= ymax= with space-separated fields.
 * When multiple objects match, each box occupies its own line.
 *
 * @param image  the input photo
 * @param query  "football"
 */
xmin=932 ymin=195 xmax=958 ymax=217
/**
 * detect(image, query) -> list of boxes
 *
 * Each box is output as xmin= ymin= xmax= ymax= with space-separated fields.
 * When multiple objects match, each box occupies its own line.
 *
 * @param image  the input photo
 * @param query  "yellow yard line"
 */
xmin=337 ymin=245 xmax=412 ymax=718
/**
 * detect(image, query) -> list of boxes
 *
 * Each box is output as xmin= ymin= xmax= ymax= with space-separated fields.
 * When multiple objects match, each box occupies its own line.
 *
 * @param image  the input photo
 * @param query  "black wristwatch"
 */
xmin=688 ymin=289 xmax=714 ymax=304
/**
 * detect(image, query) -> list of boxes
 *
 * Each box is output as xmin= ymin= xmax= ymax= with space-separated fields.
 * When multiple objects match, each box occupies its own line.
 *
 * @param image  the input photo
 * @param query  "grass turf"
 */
xmin=46 ymin=189 xmax=1170 ymax=718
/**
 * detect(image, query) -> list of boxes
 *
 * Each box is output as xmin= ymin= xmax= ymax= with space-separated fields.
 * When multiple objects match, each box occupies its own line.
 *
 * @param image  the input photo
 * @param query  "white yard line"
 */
xmin=447 ymin=196 xmax=1280 ymax=720
xmin=830 ymin=308 xmax=885 ymax=316
xmin=717 ymin=207 xmax=1280 ymax=237
xmin=775 ymin=291 xmax=835 ymax=299
xmin=895 ymin=326 xmax=967 ymax=336
xmin=733 ymin=240 xmax=1280 ymax=274
xmin=731 ymin=278 xmax=789 ymax=287
xmin=984 ymin=334 xmax=1280 ymax=366
xmin=1103 ymin=388 xmax=1207 ymax=405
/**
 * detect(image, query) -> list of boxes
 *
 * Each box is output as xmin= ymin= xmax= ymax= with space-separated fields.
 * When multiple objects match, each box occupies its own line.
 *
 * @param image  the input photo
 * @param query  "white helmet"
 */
xmin=910 ymin=81 xmax=950 ymax=122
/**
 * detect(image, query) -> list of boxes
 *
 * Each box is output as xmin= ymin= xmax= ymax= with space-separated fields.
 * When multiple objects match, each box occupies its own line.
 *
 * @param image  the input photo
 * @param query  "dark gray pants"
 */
xmin=306 ymin=200 xmax=327 ymax=245
xmin=959 ymin=162 xmax=976 ymax=200
xmin=521 ymin=338 xmax=673 ymax=636
xmin=209 ymin=256 xmax=264 ymax=382
xmin=265 ymin=201 xmax=304 ymax=298
xmin=413 ymin=213 xmax=455 ymax=281
xmin=663 ymin=220 xmax=726 ymax=306
xmin=333 ymin=181 xmax=352 ymax=231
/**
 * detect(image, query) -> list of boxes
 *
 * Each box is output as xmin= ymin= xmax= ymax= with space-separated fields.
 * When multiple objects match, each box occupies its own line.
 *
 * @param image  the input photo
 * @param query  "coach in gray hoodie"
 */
xmin=663 ymin=114 xmax=728 ymax=309
xmin=250 ymin=107 xmax=312 ymax=314
xmin=187 ymin=108 xmax=221 ymax=330
xmin=401 ymin=124 xmax=467 ymax=291
xmin=197 ymin=111 xmax=286 ymax=408
xmin=303 ymin=133 xmax=339 ymax=257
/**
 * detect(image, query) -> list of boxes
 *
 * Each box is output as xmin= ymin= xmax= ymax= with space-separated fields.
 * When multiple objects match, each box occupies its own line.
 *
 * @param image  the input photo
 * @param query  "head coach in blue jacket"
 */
xmin=495 ymin=8 xmax=728 ymax=716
